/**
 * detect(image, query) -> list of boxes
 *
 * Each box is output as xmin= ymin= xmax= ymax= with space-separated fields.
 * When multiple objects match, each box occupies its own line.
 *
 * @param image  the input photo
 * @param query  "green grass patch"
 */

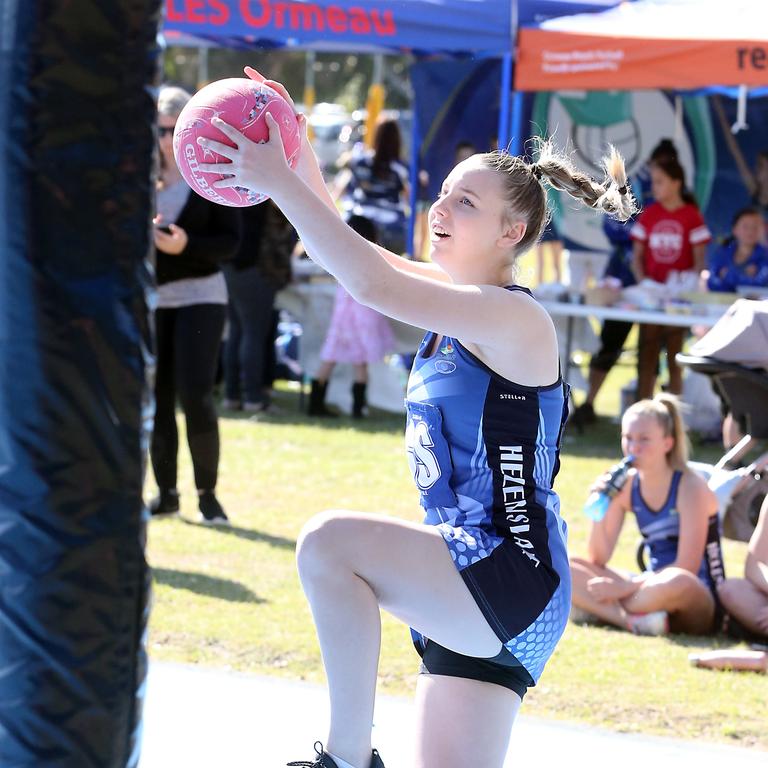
xmin=146 ymin=383 xmax=766 ymax=751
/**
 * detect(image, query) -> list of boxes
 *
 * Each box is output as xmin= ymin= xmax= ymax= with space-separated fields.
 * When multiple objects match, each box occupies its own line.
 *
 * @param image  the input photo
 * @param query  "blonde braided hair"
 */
xmin=479 ymin=140 xmax=638 ymax=256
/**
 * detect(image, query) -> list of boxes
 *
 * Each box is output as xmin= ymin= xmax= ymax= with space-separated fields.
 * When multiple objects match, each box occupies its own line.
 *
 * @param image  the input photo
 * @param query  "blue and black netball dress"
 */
xmin=405 ymin=287 xmax=571 ymax=687
xmin=631 ymin=471 xmax=725 ymax=592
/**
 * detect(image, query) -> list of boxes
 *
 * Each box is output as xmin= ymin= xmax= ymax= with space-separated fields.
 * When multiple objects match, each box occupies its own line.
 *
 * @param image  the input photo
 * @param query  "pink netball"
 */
xmin=173 ymin=78 xmax=301 ymax=207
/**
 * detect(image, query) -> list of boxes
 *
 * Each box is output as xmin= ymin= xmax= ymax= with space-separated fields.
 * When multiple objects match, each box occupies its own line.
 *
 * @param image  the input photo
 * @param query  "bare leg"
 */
xmin=316 ymin=360 xmax=336 ymax=383
xmin=665 ymin=327 xmax=685 ymax=395
xmin=296 ymin=512 xmax=502 ymax=768
xmin=570 ymin=557 xmax=630 ymax=627
xmin=413 ymin=675 xmax=521 ymax=768
xmin=722 ymin=413 xmax=744 ymax=450
xmin=637 ymin=324 xmax=663 ymax=400
xmin=571 ymin=560 xmax=714 ymax=634
xmin=353 ymin=363 xmax=367 ymax=385
xmin=718 ymin=578 xmax=768 ymax=637
xmin=550 ymin=240 xmax=563 ymax=284
xmin=623 ymin=568 xmax=715 ymax=635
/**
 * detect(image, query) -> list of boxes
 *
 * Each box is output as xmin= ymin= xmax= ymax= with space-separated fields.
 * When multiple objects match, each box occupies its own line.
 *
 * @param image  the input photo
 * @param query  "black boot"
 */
xmin=148 ymin=488 xmax=180 ymax=519
xmin=351 ymin=381 xmax=367 ymax=419
xmin=198 ymin=490 xmax=230 ymax=526
xmin=307 ymin=379 xmax=337 ymax=417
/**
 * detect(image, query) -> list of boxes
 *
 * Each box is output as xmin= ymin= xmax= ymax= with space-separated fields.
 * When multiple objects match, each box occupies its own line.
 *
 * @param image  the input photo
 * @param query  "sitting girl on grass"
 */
xmin=570 ymin=394 xmax=724 ymax=636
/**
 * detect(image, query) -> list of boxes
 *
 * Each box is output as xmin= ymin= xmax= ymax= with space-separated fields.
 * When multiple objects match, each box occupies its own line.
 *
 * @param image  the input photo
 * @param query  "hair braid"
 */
xmin=536 ymin=141 xmax=637 ymax=221
xmin=478 ymin=140 xmax=638 ymax=259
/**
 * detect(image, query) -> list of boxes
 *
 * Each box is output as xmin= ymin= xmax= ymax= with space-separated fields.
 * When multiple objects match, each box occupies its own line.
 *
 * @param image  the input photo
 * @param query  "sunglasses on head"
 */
xmin=158 ymin=126 xmax=175 ymax=138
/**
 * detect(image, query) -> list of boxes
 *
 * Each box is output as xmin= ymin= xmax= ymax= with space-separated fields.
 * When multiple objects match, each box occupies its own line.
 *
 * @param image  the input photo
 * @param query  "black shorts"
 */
xmin=418 ymin=640 xmax=533 ymax=700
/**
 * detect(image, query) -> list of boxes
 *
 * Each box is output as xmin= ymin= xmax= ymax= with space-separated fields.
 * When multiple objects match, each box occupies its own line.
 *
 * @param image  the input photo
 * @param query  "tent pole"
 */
xmin=408 ymin=101 xmax=420 ymax=259
xmin=197 ymin=46 xmax=209 ymax=88
xmin=365 ymin=53 xmax=386 ymax=148
xmin=304 ymin=51 xmax=316 ymax=141
xmin=498 ymin=52 xmax=513 ymax=152
xmin=509 ymin=91 xmax=524 ymax=156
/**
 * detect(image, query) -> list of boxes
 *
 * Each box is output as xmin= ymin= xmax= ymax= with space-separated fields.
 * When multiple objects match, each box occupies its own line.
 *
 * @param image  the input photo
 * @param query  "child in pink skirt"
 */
xmin=310 ymin=215 xmax=395 ymax=418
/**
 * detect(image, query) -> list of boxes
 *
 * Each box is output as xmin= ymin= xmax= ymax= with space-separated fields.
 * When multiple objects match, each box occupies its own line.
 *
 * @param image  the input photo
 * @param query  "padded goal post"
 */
xmin=0 ymin=1 xmax=162 ymax=765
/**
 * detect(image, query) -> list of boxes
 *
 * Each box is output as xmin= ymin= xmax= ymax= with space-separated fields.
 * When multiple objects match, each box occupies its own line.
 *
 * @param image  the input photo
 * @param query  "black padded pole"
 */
xmin=0 ymin=1 xmax=162 ymax=765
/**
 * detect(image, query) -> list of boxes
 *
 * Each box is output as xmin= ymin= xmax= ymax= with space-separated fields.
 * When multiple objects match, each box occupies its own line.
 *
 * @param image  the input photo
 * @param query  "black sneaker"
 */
xmin=198 ymin=490 xmax=230 ymax=526
xmin=148 ymin=489 xmax=180 ymax=519
xmin=287 ymin=743 xmax=385 ymax=768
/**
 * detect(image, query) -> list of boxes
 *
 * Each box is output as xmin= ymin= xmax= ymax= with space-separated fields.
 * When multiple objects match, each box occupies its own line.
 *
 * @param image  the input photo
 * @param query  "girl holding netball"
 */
xmin=199 ymin=68 xmax=636 ymax=768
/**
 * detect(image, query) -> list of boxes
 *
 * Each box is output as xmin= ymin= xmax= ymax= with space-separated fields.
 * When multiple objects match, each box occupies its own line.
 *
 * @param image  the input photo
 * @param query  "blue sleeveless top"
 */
xmin=404 ymin=286 xmax=571 ymax=684
xmin=631 ymin=471 xmax=724 ymax=591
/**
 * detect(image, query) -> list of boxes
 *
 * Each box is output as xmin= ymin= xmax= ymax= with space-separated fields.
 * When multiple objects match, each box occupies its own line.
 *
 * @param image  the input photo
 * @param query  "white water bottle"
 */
xmin=583 ymin=455 xmax=634 ymax=522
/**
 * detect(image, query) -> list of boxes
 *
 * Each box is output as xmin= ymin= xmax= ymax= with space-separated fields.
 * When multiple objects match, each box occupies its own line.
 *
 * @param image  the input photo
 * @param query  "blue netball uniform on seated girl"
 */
xmin=632 ymin=470 xmax=724 ymax=594
xmin=406 ymin=287 xmax=571 ymax=693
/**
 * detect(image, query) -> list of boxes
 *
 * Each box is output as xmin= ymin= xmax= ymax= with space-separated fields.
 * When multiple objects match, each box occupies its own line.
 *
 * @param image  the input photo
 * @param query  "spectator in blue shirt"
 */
xmin=707 ymin=207 xmax=768 ymax=293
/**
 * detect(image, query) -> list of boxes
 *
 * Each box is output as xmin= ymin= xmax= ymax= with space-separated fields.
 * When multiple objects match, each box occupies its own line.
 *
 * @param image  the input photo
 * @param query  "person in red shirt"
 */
xmin=630 ymin=159 xmax=711 ymax=399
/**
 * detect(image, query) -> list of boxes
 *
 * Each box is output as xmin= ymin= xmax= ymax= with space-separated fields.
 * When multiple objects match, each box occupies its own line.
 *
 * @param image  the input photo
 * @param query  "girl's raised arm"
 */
xmin=586 ymin=484 xmax=628 ymax=567
xmin=199 ymin=115 xmax=545 ymax=355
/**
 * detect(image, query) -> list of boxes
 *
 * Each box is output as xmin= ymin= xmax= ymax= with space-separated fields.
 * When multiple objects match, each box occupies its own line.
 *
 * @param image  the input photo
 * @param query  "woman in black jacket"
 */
xmin=150 ymin=86 xmax=240 ymax=524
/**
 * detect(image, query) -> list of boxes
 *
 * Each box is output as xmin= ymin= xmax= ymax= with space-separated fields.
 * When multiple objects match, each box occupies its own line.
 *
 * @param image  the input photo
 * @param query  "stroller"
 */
xmin=677 ymin=299 xmax=768 ymax=542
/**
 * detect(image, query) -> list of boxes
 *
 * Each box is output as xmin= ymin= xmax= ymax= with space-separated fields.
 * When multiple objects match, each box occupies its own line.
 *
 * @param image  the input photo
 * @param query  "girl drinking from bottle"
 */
xmin=198 ymin=67 xmax=635 ymax=768
xmin=570 ymin=394 xmax=724 ymax=636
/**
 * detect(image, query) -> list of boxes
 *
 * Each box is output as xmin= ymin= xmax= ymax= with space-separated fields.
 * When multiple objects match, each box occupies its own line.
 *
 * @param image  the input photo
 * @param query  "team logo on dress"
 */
xmin=435 ymin=340 xmax=456 ymax=374
xmin=406 ymin=420 xmax=442 ymax=490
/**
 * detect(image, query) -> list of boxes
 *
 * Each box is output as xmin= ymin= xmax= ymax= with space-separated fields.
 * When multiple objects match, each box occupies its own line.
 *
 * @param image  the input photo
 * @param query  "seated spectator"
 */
xmin=706 ymin=207 xmax=768 ymax=293
xmin=570 ymin=395 xmax=724 ymax=635
xmin=717 ymin=494 xmax=768 ymax=639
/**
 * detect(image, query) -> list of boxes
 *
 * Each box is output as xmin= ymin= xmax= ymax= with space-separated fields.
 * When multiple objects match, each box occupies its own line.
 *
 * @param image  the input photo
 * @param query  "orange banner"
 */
xmin=516 ymin=28 xmax=768 ymax=91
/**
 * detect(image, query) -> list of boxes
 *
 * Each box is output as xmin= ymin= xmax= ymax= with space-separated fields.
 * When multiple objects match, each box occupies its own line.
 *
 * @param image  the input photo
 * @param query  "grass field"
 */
xmin=146 ymin=359 xmax=767 ymax=751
